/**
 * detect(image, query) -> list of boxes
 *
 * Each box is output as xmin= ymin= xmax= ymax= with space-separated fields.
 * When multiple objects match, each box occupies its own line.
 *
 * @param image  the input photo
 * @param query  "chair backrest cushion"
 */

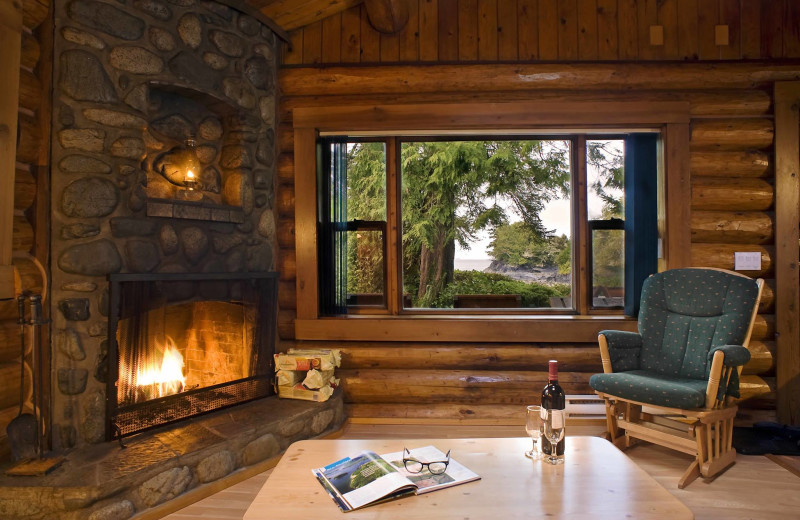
xmin=638 ymin=268 xmax=759 ymax=379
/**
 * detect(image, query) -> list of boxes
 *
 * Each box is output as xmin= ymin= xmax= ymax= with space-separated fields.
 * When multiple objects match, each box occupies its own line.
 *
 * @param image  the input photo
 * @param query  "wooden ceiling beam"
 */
xmin=364 ymin=0 xmax=409 ymax=34
xmin=253 ymin=0 xmax=364 ymax=31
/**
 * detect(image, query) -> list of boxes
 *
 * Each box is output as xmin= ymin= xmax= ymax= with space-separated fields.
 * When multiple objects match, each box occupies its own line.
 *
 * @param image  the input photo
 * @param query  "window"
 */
xmin=318 ymin=134 xmax=658 ymax=316
xmin=291 ymin=100 xmax=690 ymax=342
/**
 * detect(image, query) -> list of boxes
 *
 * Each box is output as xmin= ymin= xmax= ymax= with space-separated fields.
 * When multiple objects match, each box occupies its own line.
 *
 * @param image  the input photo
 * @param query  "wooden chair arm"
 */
xmin=599 ymin=334 xmax=613 ymax=374
xmin=704 ymin=350 xmax=726 ymax=409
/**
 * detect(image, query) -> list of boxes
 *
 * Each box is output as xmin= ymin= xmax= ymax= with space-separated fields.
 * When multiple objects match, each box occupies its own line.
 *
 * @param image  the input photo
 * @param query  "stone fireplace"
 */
xmin=50 ymin=0 xmax=279 ymax=451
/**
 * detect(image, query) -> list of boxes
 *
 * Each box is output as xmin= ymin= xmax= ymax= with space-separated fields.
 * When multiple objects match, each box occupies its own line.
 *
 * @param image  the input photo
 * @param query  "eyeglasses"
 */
xmin=402 ymin=448 xmax=451 ymax=475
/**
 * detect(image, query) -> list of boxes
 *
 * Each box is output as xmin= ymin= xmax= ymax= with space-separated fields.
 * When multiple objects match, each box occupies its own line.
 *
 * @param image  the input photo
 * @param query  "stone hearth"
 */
xmin=0 ymin=393 xmax=344 ymax=519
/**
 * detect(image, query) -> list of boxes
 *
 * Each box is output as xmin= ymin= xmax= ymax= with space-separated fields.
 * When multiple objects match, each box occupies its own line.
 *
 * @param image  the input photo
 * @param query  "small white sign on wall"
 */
xmin=734 ymin=252 xmax=762 ymax=271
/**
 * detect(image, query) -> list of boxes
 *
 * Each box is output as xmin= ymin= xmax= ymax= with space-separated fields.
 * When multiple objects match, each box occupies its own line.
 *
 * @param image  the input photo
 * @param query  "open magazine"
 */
xmin=312 ymin=445 xmax=480 ymax=512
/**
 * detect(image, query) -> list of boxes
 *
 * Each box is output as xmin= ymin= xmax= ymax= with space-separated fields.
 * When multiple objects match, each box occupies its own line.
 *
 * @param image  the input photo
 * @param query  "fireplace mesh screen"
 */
xmin=113 ymin=376 xmax=271 ymax=436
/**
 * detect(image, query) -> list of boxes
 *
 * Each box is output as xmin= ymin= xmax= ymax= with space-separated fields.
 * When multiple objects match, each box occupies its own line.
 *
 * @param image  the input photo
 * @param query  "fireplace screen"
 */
xmin=106 ymin=273 xmax=278 ymax=439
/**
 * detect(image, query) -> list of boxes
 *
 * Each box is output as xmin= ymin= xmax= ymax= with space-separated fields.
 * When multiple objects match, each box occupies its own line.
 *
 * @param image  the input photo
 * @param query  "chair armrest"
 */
xmin=708 ymin=345 xmax=751 ymax=367
xmin=597 ymin=330 xmax=642 ymax=373
xmin=705 ymin=345 xmax=751 ymax=407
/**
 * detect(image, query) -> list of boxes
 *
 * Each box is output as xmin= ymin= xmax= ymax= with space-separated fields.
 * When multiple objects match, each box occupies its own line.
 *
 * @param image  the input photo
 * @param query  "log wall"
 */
xmin=0 ymin=0 xmax=50 ymax=461
xmin=277 ymin=4 xmax=797 ymax=421
xmin=282 ymin=0 xmax=800 ymax=65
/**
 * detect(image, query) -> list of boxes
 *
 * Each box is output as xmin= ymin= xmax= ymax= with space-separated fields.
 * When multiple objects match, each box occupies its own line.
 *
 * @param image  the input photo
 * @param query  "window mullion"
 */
xmin=386 ymin=137 xmax=400 ymax=315
xmin=573 ymin=135 xmax=590 ymax=315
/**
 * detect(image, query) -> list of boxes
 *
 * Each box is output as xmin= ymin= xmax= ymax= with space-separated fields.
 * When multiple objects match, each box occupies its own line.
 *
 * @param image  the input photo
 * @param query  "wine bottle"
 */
xmin=540 ymin=359 xmax=566 ymax=456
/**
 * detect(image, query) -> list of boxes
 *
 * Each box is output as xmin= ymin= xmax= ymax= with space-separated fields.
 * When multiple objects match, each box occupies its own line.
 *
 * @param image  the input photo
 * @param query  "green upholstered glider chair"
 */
xmin=589 ymin=267 xmax=763 ymax=488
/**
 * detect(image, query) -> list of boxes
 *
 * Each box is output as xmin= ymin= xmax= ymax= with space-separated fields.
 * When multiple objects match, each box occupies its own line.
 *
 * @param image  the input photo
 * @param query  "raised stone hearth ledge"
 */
xmin=0 ymin=393 xmax=344 ymax=519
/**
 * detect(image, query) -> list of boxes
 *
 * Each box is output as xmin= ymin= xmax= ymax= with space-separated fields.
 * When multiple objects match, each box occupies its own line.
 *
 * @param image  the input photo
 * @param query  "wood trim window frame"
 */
xmin=292 ymin=100 xmax=691 ymax=342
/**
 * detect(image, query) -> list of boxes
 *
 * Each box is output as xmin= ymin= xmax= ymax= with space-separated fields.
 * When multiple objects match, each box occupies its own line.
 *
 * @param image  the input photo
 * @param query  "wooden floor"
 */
xmin=163 ymin=422 xmax=800 ymax=520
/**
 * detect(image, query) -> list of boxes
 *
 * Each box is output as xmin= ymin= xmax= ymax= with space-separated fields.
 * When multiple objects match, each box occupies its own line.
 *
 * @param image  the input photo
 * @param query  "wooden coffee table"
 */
xmin=244 ymin=436 xmax=693 ymax=519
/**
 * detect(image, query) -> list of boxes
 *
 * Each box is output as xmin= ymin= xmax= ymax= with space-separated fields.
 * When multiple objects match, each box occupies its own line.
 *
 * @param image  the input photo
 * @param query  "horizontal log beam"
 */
xmin=690 ymin=211 xmax=773 ymax=244
xmin=280 ymin=89 xmax=773 ymax=122
xmin=751 ymin=314 xmax=776 ymax=342
xmin=295 ymin=316 xmax=638 ymax=342
xmin=742 ymin=340 xmax=775 ymax=376
xmin=690 ymin=243 xmax=774 ymax=277
xmin=293 ymin=100 xmax=691 ymax=130
xmin=333 ymin=344 xmax=602 ymax=371
xmin=278 ymin=249 xmax=295 ymax=280
xmin=277 ymin=153 xmax=294 ymax=181
xmin=16 ymin=112 xmax=40 ymax=165
xmin=760 ymin=280 xmax=775 ymax=314
xmin=20 ymin=32 xmax=39 ymax=71
xmin=278 ymin=280 xmax=296 ymax=309
xmin=22 ymin=0 xmax=49 ymax=31
xmin=0 ymin=321 xmax=22 ymax=364
xmin=277 ymin=123 xmax=293 ymax=153
xmin=737 ymin=375 xmax=776 ymax=407
xmin=279 ymin=62 xmax=800 ymax=97
xmin=346 ymin=403 xmax=532 ymax=424
xmin=690 ymin=150 xmax=771 ymax=178
xmin=691 ymin=178 xmax=773 ymax=211
xmin=18 ymin=68 xmax=41 ymax=113
xmin=0 ymin=362 xmax=24 ymax=410
xmin=276 ymin=185 xmax=294 ymax=216
xmin=338 ymin=369 xmax=593 ymax=404
xmin=690 ymin=118 xmax=774 ymax=150
xmin=276 ymin=218 xmax=294 ymax=248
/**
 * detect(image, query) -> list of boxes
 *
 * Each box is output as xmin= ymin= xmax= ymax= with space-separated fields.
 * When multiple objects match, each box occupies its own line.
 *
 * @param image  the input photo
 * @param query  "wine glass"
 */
xmin=524 ymin=405 xmax=542 ymax=459
xmin=543 ymin=409 xmax=566 ymax=465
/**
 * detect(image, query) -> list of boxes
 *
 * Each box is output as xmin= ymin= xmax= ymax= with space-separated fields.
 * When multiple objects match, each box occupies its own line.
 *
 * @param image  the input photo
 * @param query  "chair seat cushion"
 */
xmin=589 ymin=370 xmax=709 ymax=409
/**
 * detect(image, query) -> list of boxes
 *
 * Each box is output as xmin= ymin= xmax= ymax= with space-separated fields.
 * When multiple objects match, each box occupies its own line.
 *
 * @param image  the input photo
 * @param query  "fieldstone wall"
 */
xmin=51 ymin=0 xmax=278 ymax=450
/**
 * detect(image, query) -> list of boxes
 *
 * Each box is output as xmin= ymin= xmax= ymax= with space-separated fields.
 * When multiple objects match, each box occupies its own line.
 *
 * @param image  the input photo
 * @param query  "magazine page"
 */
xmin=381 ymin=445 xmax=481 ymax=494
xmin=313 ymin=451 xmax=416 ymax=511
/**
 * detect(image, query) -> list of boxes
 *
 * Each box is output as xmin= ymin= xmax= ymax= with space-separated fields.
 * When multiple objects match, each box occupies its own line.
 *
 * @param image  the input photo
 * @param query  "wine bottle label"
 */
xmin=540 ymin=407 xmax=547 ymax=421
xmin=551 ymin=412 xmax=564 ymax=429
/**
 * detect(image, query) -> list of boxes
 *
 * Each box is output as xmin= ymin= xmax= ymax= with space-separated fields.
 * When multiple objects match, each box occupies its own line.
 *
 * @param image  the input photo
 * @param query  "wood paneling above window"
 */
xmin=282 ymin=0 xmax=800 ymax=64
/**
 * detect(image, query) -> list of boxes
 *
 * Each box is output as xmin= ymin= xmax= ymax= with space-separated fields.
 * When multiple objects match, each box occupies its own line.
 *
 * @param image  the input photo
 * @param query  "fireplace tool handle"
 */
xmin=28 ymin=295 xmax=43 ymax=458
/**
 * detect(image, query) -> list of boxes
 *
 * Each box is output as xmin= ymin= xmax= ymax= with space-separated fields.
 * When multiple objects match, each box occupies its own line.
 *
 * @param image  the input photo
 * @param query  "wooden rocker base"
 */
xmin=597 ymin=392 xmax=739 ymax=489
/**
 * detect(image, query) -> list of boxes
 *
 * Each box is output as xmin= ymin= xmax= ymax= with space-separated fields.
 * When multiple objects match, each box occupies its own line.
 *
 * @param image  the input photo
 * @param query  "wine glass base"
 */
xmin=544 ymin=456 xmax=565 ymax=465
xmin=524 ymin=449 xmax=541 ymax=460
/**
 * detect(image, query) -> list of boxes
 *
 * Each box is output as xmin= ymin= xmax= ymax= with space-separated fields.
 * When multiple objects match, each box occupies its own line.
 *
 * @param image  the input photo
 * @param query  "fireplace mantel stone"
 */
xmin=0 ymin=393 xmax=343 ymax=519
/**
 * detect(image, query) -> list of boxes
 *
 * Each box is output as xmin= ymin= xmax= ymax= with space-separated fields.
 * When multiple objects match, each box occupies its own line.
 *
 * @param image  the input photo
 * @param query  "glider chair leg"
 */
xmin=679 ymin=460 xmax=702 ymax=489
xmin=601 ymin=395 xmax=626 ymax=450
xmin=679 ymin=409 xmax=738 ymax=488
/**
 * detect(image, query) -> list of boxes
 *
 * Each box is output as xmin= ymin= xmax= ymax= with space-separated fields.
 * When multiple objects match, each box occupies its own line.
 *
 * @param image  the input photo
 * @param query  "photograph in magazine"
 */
xmin=322 ymin=452 xmax=398 ymax=496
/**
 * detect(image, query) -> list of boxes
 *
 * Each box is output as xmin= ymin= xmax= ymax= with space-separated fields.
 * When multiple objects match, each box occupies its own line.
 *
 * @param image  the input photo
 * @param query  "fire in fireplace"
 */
xmin=106 ymin=272 xmax=278 ymax=439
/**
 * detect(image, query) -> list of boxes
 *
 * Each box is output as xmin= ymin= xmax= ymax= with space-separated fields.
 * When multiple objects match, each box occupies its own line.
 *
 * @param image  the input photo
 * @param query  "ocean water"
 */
xmin=454 ymin=258 xmax=493 ymax=271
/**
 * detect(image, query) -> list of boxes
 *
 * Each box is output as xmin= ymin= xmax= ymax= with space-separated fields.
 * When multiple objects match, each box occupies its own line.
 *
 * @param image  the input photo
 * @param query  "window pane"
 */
xmin=346 ymin=142 xmax=386 ymax=221
xmin=592 ymin=228 xmax=624 ymax=308
xmin=587 ymin=139 xmax=625 ymax=309
xmin=347 ymin=229 xmax=385 ymax=307
xmin=587 ymin=140 xmax=624 ymax=219
xmin=326 ymin=141 xmax=387 ymax=311
xmin=400 ymin=139 xmax=572 ymax=309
